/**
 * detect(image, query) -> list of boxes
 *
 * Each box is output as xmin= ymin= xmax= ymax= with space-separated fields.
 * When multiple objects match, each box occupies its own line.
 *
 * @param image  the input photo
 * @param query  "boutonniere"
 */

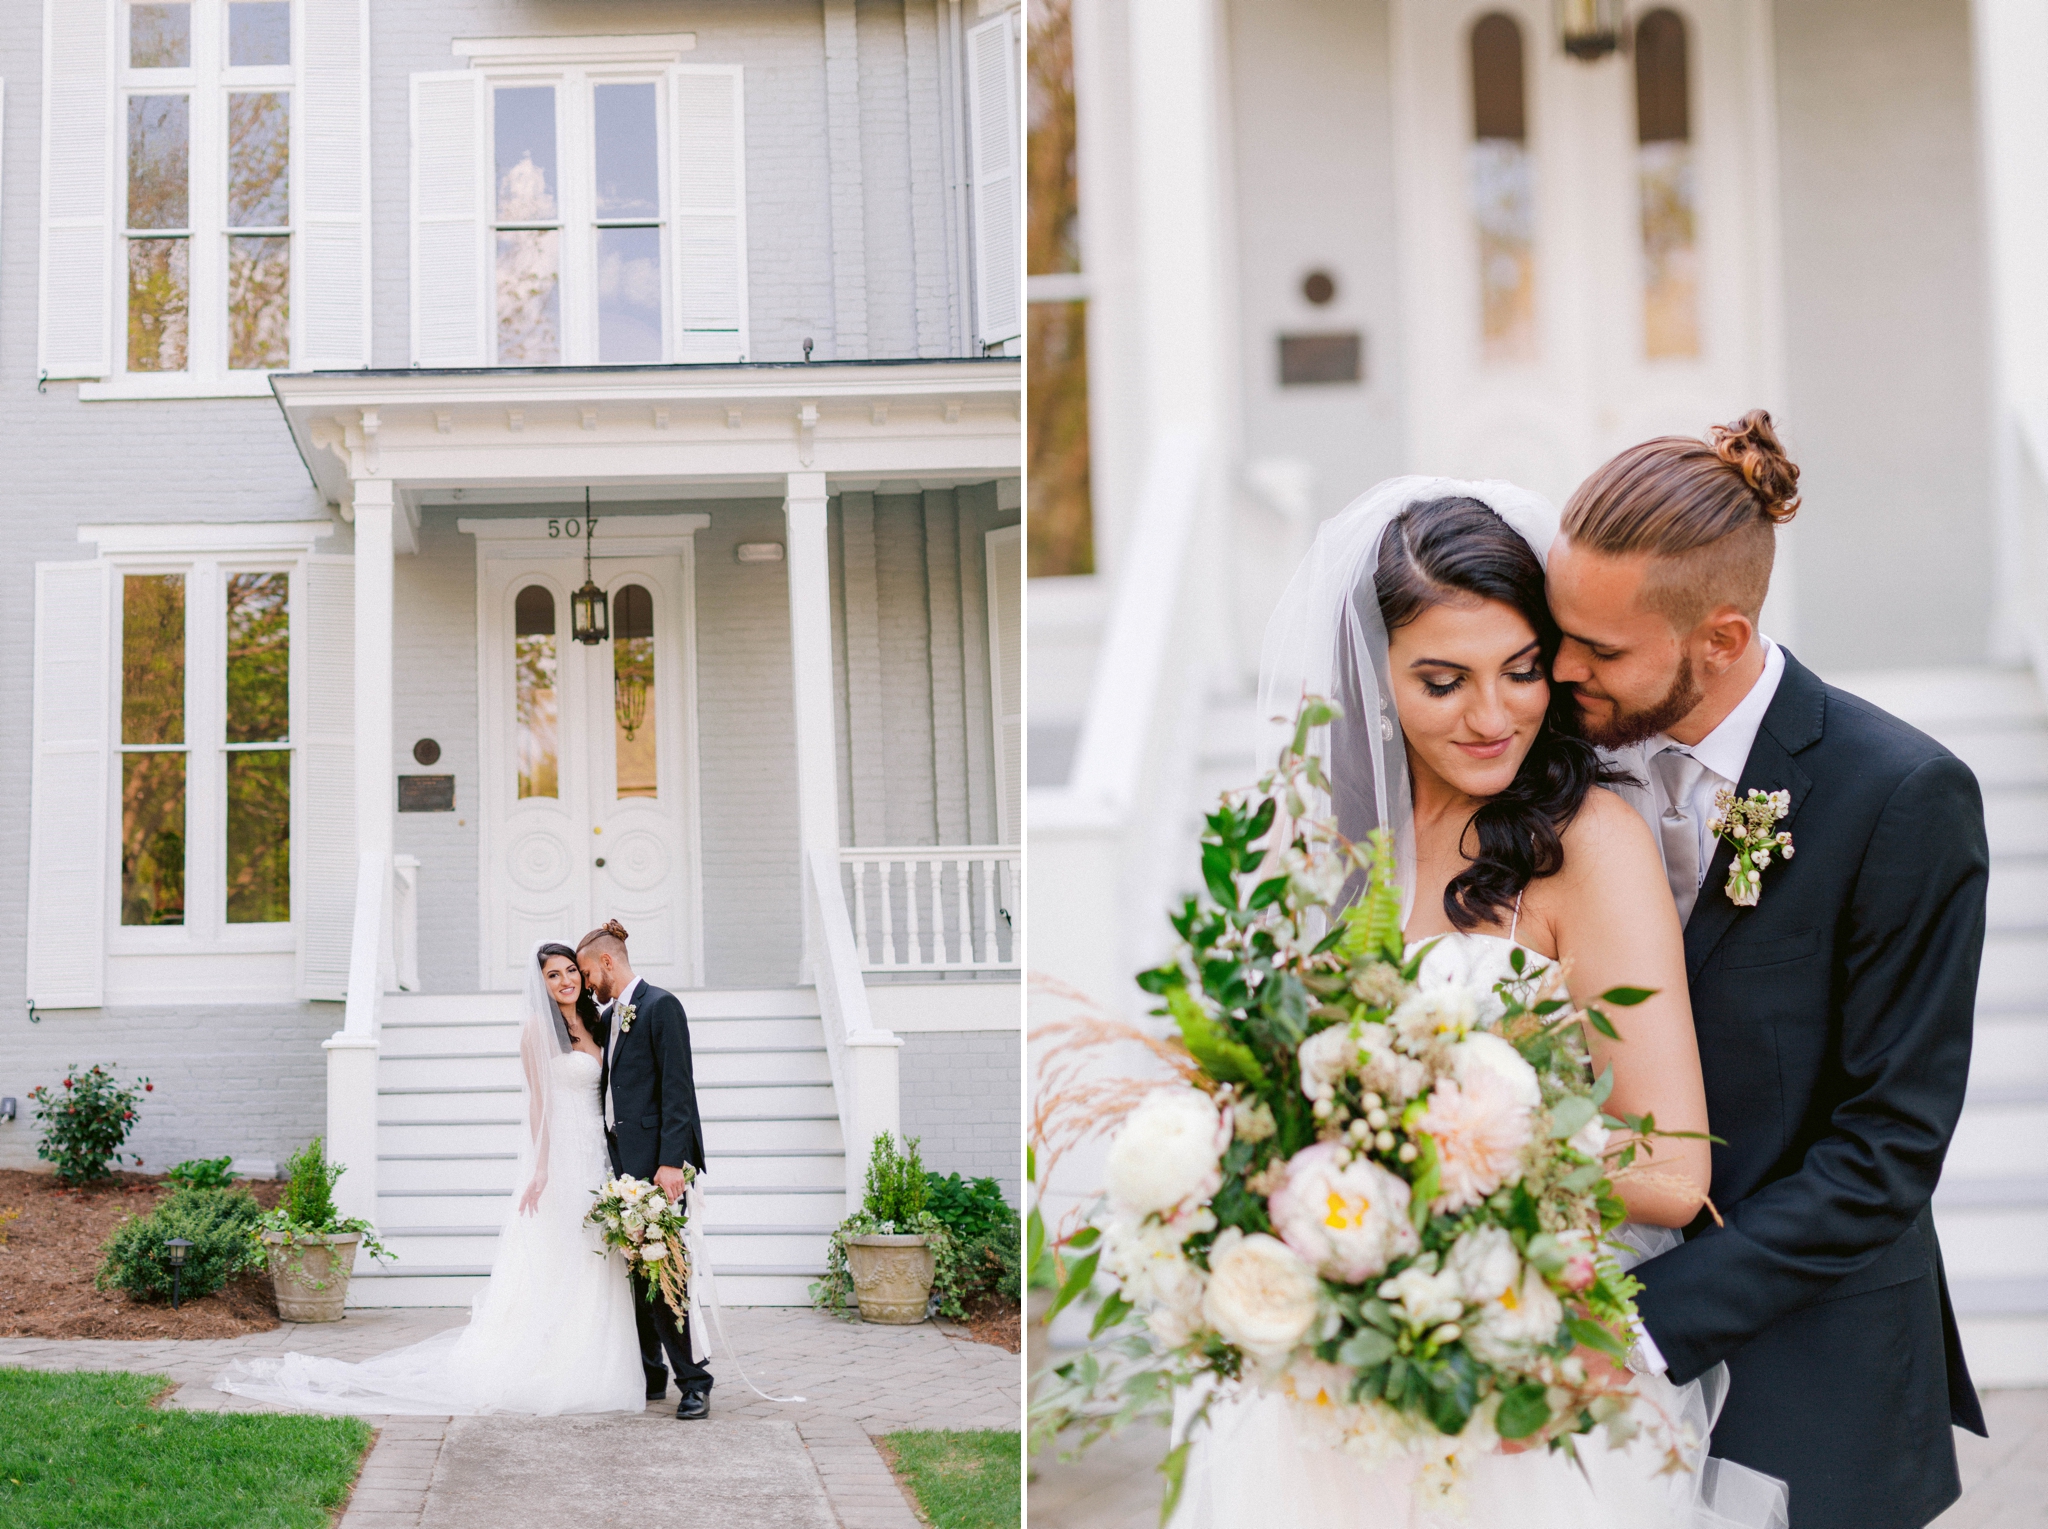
xmin=1708 ymin=786 xmax=1795 ymax=907
xmin=615 ymin=1001 xmax=638 ymax=1035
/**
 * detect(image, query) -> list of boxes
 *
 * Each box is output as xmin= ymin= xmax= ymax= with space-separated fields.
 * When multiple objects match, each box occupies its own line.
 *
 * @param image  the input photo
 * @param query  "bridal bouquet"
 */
xmin=588 ymin=1170 xmax=695 ymax=1318
xmin=1032 ymin=700 xmax=1688 ymax=1507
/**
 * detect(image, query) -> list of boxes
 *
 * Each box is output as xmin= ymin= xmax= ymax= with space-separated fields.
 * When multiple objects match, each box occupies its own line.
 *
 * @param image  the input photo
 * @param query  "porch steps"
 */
xmin=1832 ymin=666 xmax=2048 ymax=1387
xmin=349 ymin=986 xmax=843 ymax=1309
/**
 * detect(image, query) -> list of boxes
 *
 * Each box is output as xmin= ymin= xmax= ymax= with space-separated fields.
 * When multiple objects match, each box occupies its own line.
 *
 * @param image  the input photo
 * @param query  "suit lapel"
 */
xmin=1683 ymin=653 xmax=1824 ymax=981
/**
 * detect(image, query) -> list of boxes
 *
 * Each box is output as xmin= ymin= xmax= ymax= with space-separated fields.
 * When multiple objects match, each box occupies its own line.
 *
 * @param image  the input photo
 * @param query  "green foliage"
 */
xmin=0 ymin=1366 xmax=370 ymax=1529
xmin=880 ymin=1430 xmax=1020 ymax=1529
xmin=281 ymin=1138 xmax=342 ymax=1231
xmin=96 ymin=1188 xmax=264 ymax=1304
xmin=27 ymin=1065 xmax=152 ymax=1185
xmin=860 ymin=1132 xmax=930 ymax=1223
xmin=165 ymin=1156 xmax=238 ymax=1191
xmin=925 ymin=1173 xmax=1022 ymax=1308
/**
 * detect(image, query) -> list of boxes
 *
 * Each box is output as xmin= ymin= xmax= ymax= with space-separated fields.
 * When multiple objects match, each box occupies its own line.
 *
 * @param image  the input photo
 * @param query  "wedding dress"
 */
xmin=1168 ymin=932 xmax=1789 ymax=1529
xmin=217 ymin=988 xmax=644 ymax=1416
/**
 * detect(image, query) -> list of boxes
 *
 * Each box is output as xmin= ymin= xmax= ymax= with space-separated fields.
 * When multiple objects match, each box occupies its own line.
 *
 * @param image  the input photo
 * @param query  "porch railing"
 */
xmin=840 ymin=846 xmax=1020 ymax=971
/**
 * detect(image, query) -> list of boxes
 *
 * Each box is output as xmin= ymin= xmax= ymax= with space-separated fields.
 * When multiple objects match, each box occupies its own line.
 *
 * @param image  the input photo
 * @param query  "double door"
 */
xmin=480 ymin=547 xmax=699 ymax=990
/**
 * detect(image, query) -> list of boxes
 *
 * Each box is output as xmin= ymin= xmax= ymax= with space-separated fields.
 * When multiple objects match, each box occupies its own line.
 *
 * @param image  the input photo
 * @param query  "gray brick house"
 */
xmin=0 ymin=0 xmax=1022 ymax=1307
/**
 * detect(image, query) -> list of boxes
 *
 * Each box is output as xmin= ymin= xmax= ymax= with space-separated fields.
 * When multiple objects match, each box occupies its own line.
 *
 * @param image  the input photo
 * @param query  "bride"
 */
xmin=216 ymin=942 xmax=643 ymax=1415
xmin=1169 ymin=481 xmax=1787 ymax=1526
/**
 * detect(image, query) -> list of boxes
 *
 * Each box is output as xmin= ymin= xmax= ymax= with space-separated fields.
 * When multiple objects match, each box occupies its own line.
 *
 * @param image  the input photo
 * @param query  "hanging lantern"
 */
xmin=571 ymin=489 xmax=609 ymax=645
xmin=1557 ymin=0 xmax=1621 ymax=60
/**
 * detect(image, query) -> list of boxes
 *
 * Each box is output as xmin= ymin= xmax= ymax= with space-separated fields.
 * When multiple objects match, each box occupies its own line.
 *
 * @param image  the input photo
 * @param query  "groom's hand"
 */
xmin=654 ymin=1165 xmax=691 ymax=1201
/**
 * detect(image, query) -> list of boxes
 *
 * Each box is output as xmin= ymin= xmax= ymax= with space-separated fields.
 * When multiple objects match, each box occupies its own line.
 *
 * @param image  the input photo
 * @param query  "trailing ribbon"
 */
xmin=682 ymin=1184 xmax=806 ymax=1404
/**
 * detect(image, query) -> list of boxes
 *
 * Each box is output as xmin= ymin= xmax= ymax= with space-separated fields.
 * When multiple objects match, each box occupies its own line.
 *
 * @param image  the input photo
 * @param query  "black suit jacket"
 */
xmin=599 ymin=981 xmax=706 ymax=1178
xmin=1631 ymin=652 xmax=1987 ymax=1529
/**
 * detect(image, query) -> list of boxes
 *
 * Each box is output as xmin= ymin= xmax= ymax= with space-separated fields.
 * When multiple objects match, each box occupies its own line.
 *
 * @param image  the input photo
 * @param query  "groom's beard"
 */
xmin=1572 ymin=654 xmax=1702 ymax=749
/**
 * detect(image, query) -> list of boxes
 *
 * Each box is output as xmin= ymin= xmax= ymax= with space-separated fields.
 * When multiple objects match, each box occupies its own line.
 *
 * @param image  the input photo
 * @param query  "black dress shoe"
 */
xmin=675 ymin=1391 xmax=710 ymax=1421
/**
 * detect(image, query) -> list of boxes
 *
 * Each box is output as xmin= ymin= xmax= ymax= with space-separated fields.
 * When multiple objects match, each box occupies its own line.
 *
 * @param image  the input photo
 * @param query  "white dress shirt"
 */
xmin=601 ymin=976 xmax=645 ymax=1134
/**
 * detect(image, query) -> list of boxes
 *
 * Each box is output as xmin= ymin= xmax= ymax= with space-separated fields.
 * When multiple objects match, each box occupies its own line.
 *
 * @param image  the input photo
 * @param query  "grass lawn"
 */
xmin=881 ymin=1429 xmax=1021 ymax=1529
xmin=0 ymin=1368 xmax=372 ymax=1529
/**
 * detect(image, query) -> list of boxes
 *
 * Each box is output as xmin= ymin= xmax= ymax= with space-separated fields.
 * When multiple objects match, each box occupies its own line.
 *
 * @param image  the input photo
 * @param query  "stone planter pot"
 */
xmin=262 ymin=1231 xmax=361 ymax=1322
xmin=845 ymin=1233 xmax=936 ymax=1325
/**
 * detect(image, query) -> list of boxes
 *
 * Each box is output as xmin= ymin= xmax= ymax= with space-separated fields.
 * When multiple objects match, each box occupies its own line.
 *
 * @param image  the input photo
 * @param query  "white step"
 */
xmin=379 ymin=1120 xmax=526 ymax=1155
xmin=1971 ymin=1013 xmax=2048 ymax=1092
xmin=1954 ymin=1316 xmax=2048 ymax=1388
xmin=700 ymin=1187 xmax=845 ymax=1227
xmin=701 ymin=1151 xmax=844 ymax=1189
xmin=1945 ymin=1102 xmax=2048 ymax=1180
xmin=378 ymin=1154 xmax=521 ymax=1194
xmin=1932 ymin=1199 xmax=2048 ymax=1281
xmin=380 ymin=1053 xmax=522 ymax=1090
xmin=379 ymin=1086 xmax=523 ymax=1123
xmin=377 ymin=1190 xmax=515 ymax=1227
xmin=1827 ymin=666 xmax=2046 ymax=729
xmin=347 ymin=1270 xmax=487 ymax=1308
xmin=699 ymin=1116 xmax=843 ymax=1153
xmin=694 ymin=1047 xmax=832 ymax=1085
xmin=1988 ymin=860 xmax=2048 ymax=934
xmin=1984 ymin=790 xmax=2048 ymax=854
xmin=1975 ymin=932 xmax=2047 ymax=1009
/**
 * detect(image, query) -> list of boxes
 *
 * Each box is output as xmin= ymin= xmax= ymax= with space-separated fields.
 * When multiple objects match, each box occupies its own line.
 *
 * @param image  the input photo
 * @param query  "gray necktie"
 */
xmin=601 ymin=998 xmax=618 ymax=1132
xmin=1651 ymin=748 xmax=1708 ymax=925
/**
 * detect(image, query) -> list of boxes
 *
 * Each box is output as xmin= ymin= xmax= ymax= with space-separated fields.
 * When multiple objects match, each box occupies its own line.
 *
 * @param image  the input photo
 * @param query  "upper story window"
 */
xmin=1635 ymin=8 xmax=1699 ymax=359
xmin=121 ymin=0 xmax=294 ymax=382
xmin=1470 ymin=12 xmax=1535 ymax=364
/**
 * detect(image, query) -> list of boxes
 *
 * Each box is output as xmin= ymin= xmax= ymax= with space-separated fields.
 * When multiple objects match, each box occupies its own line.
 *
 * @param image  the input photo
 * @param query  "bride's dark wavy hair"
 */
xmin=1376 ymin=497 xmax=1631 ymax=931
xmin=537 ymin=941 xmax=603 ymax=1041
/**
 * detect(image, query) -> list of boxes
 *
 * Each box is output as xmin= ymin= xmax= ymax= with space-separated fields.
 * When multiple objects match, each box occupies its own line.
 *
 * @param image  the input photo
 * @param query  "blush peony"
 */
xmin=1105 ymin=1088 xmax=1228 ymax=1216
xmin=1412 ymin=1070 xmax=1532 ymax=1213
xmin=1201 ymin=1229 xmax=1321 ymax=1363
xmin=1267 ymin=1140 xmax=1420 ymax=1282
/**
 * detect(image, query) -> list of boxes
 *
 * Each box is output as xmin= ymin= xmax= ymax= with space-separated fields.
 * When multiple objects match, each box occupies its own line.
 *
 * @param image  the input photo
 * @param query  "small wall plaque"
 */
xmin=1279 ymin=332 xmax=1364 ymax=387
xmin=398 ymin=775 xmax=456 ymax=812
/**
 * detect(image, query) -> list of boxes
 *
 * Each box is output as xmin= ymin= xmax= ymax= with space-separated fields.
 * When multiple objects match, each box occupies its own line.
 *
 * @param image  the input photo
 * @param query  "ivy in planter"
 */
xmin=812 ymin=1133 xmax=963 ymax=1319
xmin=97 ymin=1187 xmax=265 ymax=1303
xmin=28 ymin=1065 xmax=152 ymax=1185
xmin=251 ymin=1137 xmax=393 ymax=1289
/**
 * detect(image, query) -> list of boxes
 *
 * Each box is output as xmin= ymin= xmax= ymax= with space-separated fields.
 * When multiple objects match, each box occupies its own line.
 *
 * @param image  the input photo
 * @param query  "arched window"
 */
xmin=1470 ymin=13 xmax=1535 ymax=361
xmin=612 ymin=583 xmax=657 ymax=799
xmin=514 ymin=584 xmax=558 ymax=799
xmin=1636 ymin=8 xmax=1698 ymax=358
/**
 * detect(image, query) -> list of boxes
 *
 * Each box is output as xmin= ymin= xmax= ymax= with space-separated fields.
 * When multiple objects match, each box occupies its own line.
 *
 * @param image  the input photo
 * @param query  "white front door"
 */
xmin=1392 ymin=0 xmax=1783 ymax=507
xmin=479 ymin=544 xmax=701 ymax=990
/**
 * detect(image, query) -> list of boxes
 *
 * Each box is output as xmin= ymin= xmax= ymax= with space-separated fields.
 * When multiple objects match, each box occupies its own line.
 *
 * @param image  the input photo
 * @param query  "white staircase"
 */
xmin=349 ymin=988 xmax=843 ymax=1308
xmin=1832 ymin=666 xmax=2048 ymax=1387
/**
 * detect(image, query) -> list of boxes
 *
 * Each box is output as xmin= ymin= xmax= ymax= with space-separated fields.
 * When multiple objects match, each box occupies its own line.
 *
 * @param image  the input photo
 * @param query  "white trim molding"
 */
xmin=456 ymin=513 xmax=711 ymax=555
xmin=452 ymin=33 xmax=697 ymax=68
xmin=78 ymin=519 xmax=337 ymax=554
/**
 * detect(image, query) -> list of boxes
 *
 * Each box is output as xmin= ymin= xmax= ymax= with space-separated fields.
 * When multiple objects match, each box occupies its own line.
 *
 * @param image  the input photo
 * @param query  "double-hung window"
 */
xmin=120 ymin=1 xmax=294 ymax=384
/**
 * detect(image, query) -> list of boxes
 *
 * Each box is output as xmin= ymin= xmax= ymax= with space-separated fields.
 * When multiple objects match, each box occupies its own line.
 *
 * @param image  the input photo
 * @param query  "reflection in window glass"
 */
xmin=594 ymin=83 xmax=660 ymax=219
xmin=226 ymin=750 xmax=290 ymax=922
xmin=1636 ymin=9 xmax=1698 ymax=360
xmin=228 ymin=1 xmax=291 ymax=67
xmin=128 ymin=239 xmax=191 ymax=372
xmin=226 ymin=573 xmax=289 ymax=742
xmin=130 ymin=4 xmax=191 ymax=68
xmin=597 ymin=227 xmax=662 ymax=363
xmin=515 ymin=585 xmax=559 ymax=799
xmin=1470 ymin=13 xmax=1535 ymax=363
xmin=122 ymin=753 xmax=187 ymax=925
xmin=128 ymin=95 xmax=190 ymax=230
xmin=495 ymin=87 xmax=559 ymax=221
xmin=229 ymin=237 xmax=290 ymax=369
xmin=124 ymin=575 xmax=185 ymax=745
xmin=613 ymin=585 xmax=657 ymax=799
xmin=494 ymin=88 xmax=561 ymax=364
xmin=228 ymin=92 xmax=289 ymax=227
xmin=497 ymin=231 xmax=562 ymax=364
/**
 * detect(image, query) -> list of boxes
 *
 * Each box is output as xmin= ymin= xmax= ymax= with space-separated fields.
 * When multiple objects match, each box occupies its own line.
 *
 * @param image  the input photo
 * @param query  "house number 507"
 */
xmin=547 ymin=517 xmax=598 ymax=538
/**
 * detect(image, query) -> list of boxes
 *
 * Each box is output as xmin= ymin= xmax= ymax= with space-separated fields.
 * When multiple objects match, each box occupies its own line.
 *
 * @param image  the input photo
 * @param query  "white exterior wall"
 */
xmin=900 ymin=1029 xmax=1021 ymax=1202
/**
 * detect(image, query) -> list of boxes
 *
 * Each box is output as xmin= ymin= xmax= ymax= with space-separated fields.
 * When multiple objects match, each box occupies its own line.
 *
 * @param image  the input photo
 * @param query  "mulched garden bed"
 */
xmin=958 ymin=1292 xmax=1021 ymax=1354
xmin=0 ymin=1169 xmax=287 ymax=1340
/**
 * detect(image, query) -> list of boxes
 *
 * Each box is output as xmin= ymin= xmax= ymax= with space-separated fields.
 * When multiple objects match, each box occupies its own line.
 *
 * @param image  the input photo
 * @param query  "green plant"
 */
xmin=26 ymin=1065 xmax=152 ymax=1185
xmin=880 ymin=1430 xmax=1020 ymax=1529
xmin=925 ymin=1173 xmax=1022 ymax=1308
xmin=251 ymin=1137 xmax=391 ymax=1288
xmin=0 ymin=1367 xmax=370 ymax=1529
xmin=165 ymin=1155 xmax=239 ymax=1191
xmin=861 ymin=1131 xmax=930 ymax=1222
xmin=814 ymin=1133 xmax=955 ymax=1318
xmin=96 ymin=1188 xmax=264 ymax=1304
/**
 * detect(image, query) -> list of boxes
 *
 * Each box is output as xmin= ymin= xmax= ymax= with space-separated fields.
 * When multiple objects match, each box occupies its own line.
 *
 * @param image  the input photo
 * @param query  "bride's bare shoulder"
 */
xmin=1557 ymin=785 xmax=1661 ymax=884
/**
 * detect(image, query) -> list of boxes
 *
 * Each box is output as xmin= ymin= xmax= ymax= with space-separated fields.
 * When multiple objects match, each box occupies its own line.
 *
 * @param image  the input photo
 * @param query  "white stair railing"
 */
xmin=840 ymin=846 xmax=1019 ymax=970
xmin=324 ymin=849 xmax=389 ymax=1228
xmin=804 ymin=847 xmax=904 ymax=1205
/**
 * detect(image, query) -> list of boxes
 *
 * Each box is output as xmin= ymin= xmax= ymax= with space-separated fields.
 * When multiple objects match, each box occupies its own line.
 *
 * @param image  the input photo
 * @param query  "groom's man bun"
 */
xmin=1560 ymin=409 xmax=1800 ymax=630
xmin=576 ymin=919 xmax=630 ymax=956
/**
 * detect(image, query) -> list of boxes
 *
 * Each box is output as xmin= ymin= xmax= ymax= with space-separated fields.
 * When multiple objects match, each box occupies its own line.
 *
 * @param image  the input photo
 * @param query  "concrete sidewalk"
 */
xmin=0 ymin=1305 xmax=1021 ymax=1528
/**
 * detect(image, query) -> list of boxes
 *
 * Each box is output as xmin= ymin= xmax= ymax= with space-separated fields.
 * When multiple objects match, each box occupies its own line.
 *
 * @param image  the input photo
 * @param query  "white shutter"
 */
xmin=984 ymin=526 xmax=1022 ymax=844
xmin=410 ymin=70 xmax=487 ymax=367
xmin=295 ymin=556 xmax=356 ymax=1000
xmin=297 ymin=0 xmax=371 ymax=368
xmin=668 ymin=66 xmax=750 ymax=363
xmin=966 ymin=13 xmax=1022 ymax=349
xmin=27 ymin=562 xmax=112 ymax=1009
xmin=39 ymin=0 xmax=114 ymax=379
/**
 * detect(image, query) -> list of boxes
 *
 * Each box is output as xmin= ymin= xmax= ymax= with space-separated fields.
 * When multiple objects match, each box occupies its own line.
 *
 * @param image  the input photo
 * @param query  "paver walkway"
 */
xmin=1027 ymin=1392 xmax=2048 ymax=1528
xmin=1 ymin=1305 xmax=1020 ymax=1528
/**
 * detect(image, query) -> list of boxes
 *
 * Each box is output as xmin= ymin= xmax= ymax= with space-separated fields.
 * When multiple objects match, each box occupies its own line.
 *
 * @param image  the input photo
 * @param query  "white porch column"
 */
xmin=327 ymin=476 xmax=394 ymax=1228
xmin=785 ymin=472 xmax=841 ymax=969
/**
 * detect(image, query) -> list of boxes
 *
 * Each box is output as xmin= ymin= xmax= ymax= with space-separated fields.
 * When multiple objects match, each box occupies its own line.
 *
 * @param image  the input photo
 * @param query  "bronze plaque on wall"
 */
xmin=1278 ymin=332 xmax=1364 ymax=386
xmin=398 ymin=775 xmax=456 ymax=812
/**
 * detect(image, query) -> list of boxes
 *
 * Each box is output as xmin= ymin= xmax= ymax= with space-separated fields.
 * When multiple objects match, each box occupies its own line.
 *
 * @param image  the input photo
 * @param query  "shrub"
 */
xmin=165 ymin=1156 xmax=238 ymax=1191
xmin=814 ymin=1133 xmax=955 ymax=1319
xmin=861 ymin=1132 xmax=930 ymax=1222
xmin=926 ymin=1173 xmax=1022 ymax=1309
xmin=281 ymin=1137 xmax=342 ymax=1230
xmin=97 ymin=1187 xmax=265 ymax=1303
xmin=27 ymin=1065 xmax=152 ymax=1185
xmin=252 ymin=1137 xmax=391 ymax=1288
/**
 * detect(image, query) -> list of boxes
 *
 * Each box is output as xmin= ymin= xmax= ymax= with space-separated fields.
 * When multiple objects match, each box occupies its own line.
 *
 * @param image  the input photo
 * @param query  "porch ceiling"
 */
xmin=269 ymin=359 xmax=1021 ymax=512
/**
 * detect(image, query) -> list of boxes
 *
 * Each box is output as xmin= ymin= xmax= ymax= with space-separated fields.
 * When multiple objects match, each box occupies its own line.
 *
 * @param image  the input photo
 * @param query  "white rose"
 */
xmin=1445 ymin=1225 xmax=1522 ymax=1306
xmin=1466 ymin=1266 xmax=1564 ymax=1365
xmin=1105 ymin=1089 xmax=1228 ymax=1216
xmin=1451 ymin=1032 xmax=1541 ymax=1112
xmin=1102 ymin=1206 xmax=1213 ymax=1314
xmin=1298 ymin=1025 xmax=1364 ymax=1103
xmin=1201 ymin=1229 xmax=1320 ymax=1362
xmin=1567 ymin=1114 xmax=1612 ymax=1159
xmin=640 ymin=1242 xmax=667 ymax=1262
xmin=1376 ymin=1257 xmax=1465 ymax=1330
xmin=1390 ymin=983 xmax=1482 ymax=1050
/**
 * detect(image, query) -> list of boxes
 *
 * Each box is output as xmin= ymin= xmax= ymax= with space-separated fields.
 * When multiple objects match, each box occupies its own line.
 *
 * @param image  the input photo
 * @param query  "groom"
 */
xmin=1546 ymin=413 xmax=1988 ymax=1528
xmin=577 ymin=919 xmax=714 ymax=1420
